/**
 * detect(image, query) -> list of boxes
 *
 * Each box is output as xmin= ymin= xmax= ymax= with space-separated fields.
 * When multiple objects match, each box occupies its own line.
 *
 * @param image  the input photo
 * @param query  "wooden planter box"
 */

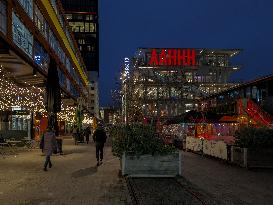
xmin=231 ymin=147 xmax=273 ymax=168
xmin=121 ymin=152 xmax=182 ymax=177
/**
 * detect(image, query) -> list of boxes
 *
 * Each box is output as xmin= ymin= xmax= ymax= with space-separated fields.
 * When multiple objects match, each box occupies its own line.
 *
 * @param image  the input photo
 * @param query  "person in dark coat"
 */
xmin=41 ymin=127 xmax=57 ymax=171
xmin=54 ymin=124 xmax=63 ymax=155
xmin=85 ymin=126 xmax=91 ymax=144
xmin=92 ymin=123 xmax=107 ymax=166
xmin=72 ymin=126 xmax=78 ymax=145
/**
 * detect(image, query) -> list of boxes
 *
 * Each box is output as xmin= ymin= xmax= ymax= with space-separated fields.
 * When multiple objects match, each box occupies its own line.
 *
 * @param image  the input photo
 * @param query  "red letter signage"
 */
xmin=159 ymin=49 xmax=167 ymax=65
xmin=148 ymin=48 xmax=196 ymax=67
xmin=148 ymin=49 xmax=158 ymax=65
xmin=167 ymin=49 xmax=177 ymax=66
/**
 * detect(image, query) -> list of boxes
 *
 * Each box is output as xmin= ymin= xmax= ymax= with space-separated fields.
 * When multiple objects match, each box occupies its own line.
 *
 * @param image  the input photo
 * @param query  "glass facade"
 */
xmin=34 ymin=3 xmax=48 ymax=40
xmin=70 ymin=84 xmax=79 ymax=98
xmin=4 ymin=0 xmax=85 ymax=98
xmin=12 ymin=11 xmax=33 ymax=58
xmin=58 ymin=68 xmax=66 ymax=88
xmin=18 ymin=0 xmax=33 ymax=19
xmin=33 ymin=40 xmax=49 ymax=72
xmin=0 ymin=0 xmax=6 ymax=35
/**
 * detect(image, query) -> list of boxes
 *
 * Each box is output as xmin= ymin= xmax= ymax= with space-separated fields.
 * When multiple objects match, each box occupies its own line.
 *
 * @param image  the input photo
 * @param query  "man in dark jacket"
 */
xmin=92 ymin=123 xmax=107 ymax=166
xmin=85 ymin=126 xmax=91 ymax=144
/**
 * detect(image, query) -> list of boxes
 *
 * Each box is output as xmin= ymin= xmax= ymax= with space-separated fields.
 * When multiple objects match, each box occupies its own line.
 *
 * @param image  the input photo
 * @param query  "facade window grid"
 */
xmin=33 ymin=5 xmax=83 ymax=88
xmin=0 ymin=0 xmax=7 ymax=34
xmin=12 ymin=1 xmax=84 ymax=93
xmin=50 ymin=0 xmax=86 ymax=77
xmin=12 ymin=11 xmax=33 ymax=58
xmin=69 ymin=21 xmax=96 ymax=33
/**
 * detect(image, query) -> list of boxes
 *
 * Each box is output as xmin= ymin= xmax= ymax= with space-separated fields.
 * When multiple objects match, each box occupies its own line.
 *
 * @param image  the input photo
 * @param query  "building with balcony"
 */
xmin=60 ymin=0 xmax=99 ymax=117
xmin=0 ymin=0 xmax=91 ymax=137
xmin=121 ymin=48 xmax=241 ymax=122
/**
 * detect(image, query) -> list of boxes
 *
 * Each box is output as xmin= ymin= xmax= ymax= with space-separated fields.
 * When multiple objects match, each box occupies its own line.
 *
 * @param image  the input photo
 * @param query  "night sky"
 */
xmin=99 ymin=0 xmax=273 ymax=106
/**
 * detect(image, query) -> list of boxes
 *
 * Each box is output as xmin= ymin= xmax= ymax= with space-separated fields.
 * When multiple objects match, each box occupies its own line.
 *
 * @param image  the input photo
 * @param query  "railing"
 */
xmin=238 ymin=98 xmax=273 ymax=126
xmin=246 ymin=99 xmax=273 ymax=125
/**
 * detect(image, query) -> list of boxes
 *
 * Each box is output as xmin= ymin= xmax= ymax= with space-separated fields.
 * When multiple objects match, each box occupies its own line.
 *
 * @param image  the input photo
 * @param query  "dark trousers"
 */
xmin=57 ymin=139 xmax=63 ymax=153
xmin=44 ymin=155 xmax=52 ymax=168
xmin=86 ymin=135 xmax=89 ymax=144
xmin=96 ymin=144 xmax=104 ymax=161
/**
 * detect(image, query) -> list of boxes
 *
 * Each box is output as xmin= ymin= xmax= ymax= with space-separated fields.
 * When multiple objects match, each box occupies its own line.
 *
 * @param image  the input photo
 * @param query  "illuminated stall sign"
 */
xmin=124 ymin=57 xmax=130 ymax=81
xmin=148 ymin=49 xmax=196 ymax=66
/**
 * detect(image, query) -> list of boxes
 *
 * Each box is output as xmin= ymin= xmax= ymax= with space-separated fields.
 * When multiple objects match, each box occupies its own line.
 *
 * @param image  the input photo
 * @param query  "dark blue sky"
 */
xmin=99 ymin=0 xmax=273 ymax=106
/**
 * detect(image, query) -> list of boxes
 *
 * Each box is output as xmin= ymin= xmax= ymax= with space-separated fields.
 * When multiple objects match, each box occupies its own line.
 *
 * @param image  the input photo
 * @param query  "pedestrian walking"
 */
xmin=85 ymin=126 xmax=91 ymax=144
xmin=72 ymin=126 xmax=78 ymax=145
xmin=40 ymin=127 xmax=57 ymax=171
xmin=55 ymin=124 xmax=63 ymax=155
xmin=92 ymin=123 xmax=107 ymax=166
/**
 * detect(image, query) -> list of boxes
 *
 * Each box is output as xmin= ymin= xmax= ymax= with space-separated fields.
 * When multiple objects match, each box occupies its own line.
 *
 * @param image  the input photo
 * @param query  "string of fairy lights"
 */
xmin=0 ymin=65 xmax=44 ymax=112
xmin=0 ymin=65 xmax=92 ymax=125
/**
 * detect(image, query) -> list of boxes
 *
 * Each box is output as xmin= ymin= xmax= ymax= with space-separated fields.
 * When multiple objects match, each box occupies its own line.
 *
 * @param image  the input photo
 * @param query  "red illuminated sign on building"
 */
xmin=148 ymin=49 xmax=196 ymax=66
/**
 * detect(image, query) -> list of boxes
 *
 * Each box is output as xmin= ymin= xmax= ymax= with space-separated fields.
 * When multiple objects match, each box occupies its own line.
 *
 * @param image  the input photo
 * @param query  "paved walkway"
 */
xmin=0 ymin=138 xmax=132 ymax=205
xmin=181 ymin=151 xmax=273 ymax=205
xmin=1 ymin=139 xmax=273 ymax=205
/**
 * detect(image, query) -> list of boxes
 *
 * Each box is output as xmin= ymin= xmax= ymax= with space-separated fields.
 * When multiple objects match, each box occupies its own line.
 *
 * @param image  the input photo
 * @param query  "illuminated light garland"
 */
xmin=0 ymin=66 xmax=45 ymax=112
xmin=0 ymin=66 xmax=91 ymax=124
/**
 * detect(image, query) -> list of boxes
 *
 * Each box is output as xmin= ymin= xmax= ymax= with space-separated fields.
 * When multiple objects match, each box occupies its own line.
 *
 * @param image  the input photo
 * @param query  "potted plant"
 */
xmin=110 ymin=123 xmax=181 ymax=177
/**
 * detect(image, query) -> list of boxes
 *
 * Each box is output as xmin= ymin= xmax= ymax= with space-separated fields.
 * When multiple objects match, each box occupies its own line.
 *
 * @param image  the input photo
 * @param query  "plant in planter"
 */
xmin=234 ymin=126 xmax=273 ymax=149
xmin=233 ymin=126 xmax=273 ymax=168
xmin=110 ymin=124 xmax=180 ymax=177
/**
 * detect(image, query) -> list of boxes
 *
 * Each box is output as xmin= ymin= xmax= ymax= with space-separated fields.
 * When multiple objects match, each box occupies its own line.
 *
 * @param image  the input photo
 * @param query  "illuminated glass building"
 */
xmin=0 ymin=0 xmax=90 ymax=136
xmin=60 ymin=0 xmax=99 ymax=117
xmin=122 ymin=48 xmax=241 ymax=122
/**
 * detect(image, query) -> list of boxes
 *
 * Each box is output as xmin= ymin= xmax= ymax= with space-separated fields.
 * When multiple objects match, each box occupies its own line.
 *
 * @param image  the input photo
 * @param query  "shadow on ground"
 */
xmin=71 ymin=166 xmax=98 ymax=178
xmin=61 ymin=149 xmax=87 ymax=155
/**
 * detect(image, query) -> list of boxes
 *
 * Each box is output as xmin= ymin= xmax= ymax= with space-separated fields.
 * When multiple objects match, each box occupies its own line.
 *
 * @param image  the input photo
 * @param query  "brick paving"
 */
xmin=181 ymin=151 xmax=273 ymax=205
xmin=0 ymin=138 xmax=132 ymax=205
xmin=1 ymin=139 xmax=273 ymax=205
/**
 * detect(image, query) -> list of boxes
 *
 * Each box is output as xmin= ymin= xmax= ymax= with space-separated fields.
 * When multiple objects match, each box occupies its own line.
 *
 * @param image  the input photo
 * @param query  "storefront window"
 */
xmin=33 ymin=40 xmax=49 ymax=72
xmin=18 ymin=0 xmax=33 ymax=19
xmin=12 ymin=12 xmax=33 ymax=58
xmin=0 ymin=0 xmax=6 ymax=34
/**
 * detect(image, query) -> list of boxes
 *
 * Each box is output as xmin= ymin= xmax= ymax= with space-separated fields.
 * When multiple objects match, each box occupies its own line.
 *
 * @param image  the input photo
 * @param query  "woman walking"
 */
xmin=41 ymin=127 xmax=57 ymax=171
